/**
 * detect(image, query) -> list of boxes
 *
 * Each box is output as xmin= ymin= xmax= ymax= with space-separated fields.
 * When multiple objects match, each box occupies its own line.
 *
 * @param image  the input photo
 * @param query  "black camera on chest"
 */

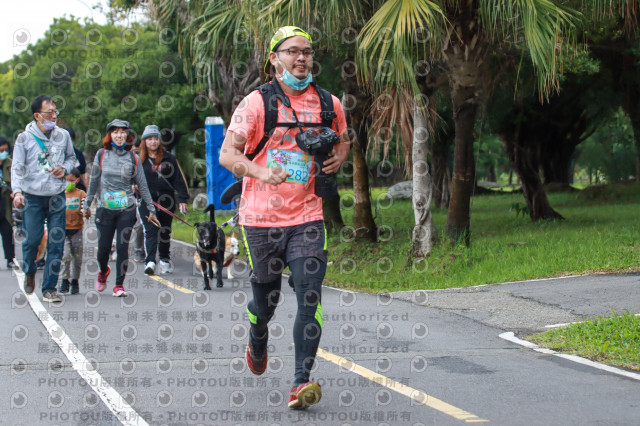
xmin=295 ymin=127 xmax=339 ymax=198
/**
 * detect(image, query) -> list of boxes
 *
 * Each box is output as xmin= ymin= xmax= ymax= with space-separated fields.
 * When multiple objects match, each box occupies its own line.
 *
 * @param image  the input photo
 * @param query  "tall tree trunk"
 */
xmin=418 ymin=72 xmax=451 ymax=209
xmin=488 ymin=165 xmax=496 ymax=182
xmin=619 ymin=42 xmax=640 ymax=181
xmin=411 ymin=104 xmax=437 ymax=259
xmin=445 ymin=52 xmax=481 ymax=246
xmin=498 ymin=109 xmax=564 ymax=221
xmin=629 ymin=117 xmax=640 ymax=181
xmin=430 ymin=132 xmax=452 ymax=209
xmin=342 ymin=63 xmax=377 ymax=241
xmin=442 ymin=1 xmax=485 ymax=246
xmin=502 ymin=139 xmax=564 ymax=220
xmin=351 ymin=121 xmax=377 ymax=240
xmin=592 ymin=42 xmax=640 ymax=180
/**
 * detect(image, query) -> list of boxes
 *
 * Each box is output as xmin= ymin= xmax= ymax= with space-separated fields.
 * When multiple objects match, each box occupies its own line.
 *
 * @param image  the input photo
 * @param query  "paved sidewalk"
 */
xmin=394 ymin=272 xmax=640 ymax=335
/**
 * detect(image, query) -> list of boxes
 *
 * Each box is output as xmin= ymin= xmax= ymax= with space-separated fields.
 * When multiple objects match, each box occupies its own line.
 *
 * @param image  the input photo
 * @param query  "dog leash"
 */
xmin=134 ymin=187 xmax=195 ymax=228
xmin=221 ymin=214 xmax=239 ymax=229
xmin=154 ymin=201 xmax=195 ymax=228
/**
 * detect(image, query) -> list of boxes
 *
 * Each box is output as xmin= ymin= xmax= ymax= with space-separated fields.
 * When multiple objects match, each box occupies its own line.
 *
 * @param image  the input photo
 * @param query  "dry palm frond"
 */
xmin=368 ymin=87 xmax=437 ymax=176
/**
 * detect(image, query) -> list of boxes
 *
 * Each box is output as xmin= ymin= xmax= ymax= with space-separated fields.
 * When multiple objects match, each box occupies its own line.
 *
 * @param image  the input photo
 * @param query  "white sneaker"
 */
xmin=159 ymin=260 xmax=173 ymax=274
xmin=144 ymin=261 xmax=156 ymax=275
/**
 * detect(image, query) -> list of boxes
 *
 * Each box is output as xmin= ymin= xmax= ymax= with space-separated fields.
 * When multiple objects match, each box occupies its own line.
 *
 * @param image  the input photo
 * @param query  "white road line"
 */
xmin=15 ymin=269 xmax=149 ymax=426
xmin=499 ymin=332 xmax=640 ymax=381
xmin=544 ymin=321 xmax=581 ymax=329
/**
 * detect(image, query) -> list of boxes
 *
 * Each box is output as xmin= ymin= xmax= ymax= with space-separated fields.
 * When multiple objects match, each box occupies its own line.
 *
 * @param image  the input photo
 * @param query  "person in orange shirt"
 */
xmin=59 ymin=168 xmax=86 ymax=294
xmin=219 ymin=26 xmax=350 ymax=410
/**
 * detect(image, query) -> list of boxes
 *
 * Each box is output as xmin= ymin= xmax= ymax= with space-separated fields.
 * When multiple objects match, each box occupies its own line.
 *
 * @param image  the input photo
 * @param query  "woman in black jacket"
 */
xmin=137 ymin=125 xmax=189 ymax=275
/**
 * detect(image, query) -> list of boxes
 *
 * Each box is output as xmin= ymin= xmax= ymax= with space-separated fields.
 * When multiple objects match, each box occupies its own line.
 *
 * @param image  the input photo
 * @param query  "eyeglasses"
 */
xmin=39 ymin=110 xmax=59 ymax=117
xmin=276 ymin=47 xmax=314 ymax=58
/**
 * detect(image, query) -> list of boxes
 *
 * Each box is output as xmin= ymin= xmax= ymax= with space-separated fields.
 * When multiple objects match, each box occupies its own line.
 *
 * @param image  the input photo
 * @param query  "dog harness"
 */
xmin=196 ymin=241 xmax=217 ymax=254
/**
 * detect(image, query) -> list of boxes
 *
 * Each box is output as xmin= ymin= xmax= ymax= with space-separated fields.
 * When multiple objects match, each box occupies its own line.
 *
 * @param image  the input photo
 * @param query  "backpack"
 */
xmin=220 ymin=80 xmax=337 ymax=205
xmin=98 ymin=148 xmax=138 ymax=171
xmin=245 ymin=79 xmax=337 ymax=161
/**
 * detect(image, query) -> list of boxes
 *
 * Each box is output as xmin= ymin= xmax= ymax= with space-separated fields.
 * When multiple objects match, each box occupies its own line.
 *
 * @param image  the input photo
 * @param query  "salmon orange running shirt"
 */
xmin=227 ymin=85 xmax=347 ymax=227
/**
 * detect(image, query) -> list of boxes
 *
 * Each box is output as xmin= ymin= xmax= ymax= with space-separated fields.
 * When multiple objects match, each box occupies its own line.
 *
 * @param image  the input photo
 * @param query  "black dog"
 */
xmin=194 ymin=205 xmax=226 ymax=290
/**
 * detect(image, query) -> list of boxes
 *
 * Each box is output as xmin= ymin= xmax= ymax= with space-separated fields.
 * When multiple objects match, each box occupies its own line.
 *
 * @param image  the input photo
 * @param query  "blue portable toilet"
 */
xmin=205 ymin=117 xmax=236 ymax=210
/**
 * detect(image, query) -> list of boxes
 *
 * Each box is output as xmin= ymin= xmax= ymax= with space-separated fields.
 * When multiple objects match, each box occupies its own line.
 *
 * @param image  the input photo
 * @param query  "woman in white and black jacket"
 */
xmin=137 ymin=125 xmax=189 ymax=275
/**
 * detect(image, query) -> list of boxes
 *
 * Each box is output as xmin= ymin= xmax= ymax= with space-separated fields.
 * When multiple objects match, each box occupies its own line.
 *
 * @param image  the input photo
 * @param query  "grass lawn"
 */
xmin=323 ymin=182 xmax=640 ymax=292
xmin=174 ymin=182 xmax=640 ymax=292
xmin=529 ymin=312 xmax=640 ymax=372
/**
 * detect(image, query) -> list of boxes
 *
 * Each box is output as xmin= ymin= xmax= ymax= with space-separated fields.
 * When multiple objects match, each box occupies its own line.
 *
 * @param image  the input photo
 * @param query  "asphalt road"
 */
xmin=1 ymin=221 xmax=639 ymax=425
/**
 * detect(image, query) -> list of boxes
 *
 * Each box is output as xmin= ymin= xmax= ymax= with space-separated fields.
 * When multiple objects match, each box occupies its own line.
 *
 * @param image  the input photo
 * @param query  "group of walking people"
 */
xmin=9 ymin=95 xmax=189 ymax=301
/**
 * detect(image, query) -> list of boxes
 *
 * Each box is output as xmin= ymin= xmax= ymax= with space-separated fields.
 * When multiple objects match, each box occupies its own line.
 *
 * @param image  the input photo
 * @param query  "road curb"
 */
xmin=499 ymin=331 xmax=640 ymax=382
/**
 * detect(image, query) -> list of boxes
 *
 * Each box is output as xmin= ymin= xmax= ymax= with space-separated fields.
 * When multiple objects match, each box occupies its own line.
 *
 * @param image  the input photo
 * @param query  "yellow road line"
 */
xmin=317 ymin=348 xmax=489 ymax=423
xmin=150 ymin=275 xmax=195 ymax=294
xmin=151 ymin=271 xmax=486 ymax=422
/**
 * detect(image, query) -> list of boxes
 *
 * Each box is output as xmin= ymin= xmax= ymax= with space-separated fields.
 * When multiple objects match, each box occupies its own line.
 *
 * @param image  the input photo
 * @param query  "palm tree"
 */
xmin=114 ymin=0 xmax=261 ymax=121
xmin=357 ymin=0 xmax=579 ymax=246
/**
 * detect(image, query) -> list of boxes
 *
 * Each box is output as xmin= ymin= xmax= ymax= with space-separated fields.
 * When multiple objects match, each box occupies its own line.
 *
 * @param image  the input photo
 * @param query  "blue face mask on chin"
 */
xmin=111 ymin=142 xmax=126 ymax=150
xmin=277 ymin=59 xmax=313 ymax=91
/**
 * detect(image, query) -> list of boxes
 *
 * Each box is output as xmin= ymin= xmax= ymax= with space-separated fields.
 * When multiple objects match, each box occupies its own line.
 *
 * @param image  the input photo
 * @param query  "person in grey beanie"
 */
xmin=131 ymin=138 xmax=146 ymax=263
xmin=137 ymin=124 xmax=189 ymax=275
xmin=83 ymin=119 xmax=159 ymax=297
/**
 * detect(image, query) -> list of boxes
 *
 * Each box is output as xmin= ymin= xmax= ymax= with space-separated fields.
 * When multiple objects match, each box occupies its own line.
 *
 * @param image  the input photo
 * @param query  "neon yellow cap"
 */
xmin=264 ymin=26 xmax=312 ymax=74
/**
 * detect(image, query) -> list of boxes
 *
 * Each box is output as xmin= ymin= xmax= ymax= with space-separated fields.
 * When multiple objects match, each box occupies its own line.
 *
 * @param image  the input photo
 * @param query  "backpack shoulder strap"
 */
xmin=130 ymin=151 xmax=138 ymax=170
xmin=246 ymin=82 xmax=280 ymax=161
xmin=99 ymin=149 xmax=136 ymax=170
xmin=260 ymin=82 xmax=280 ymax=138
xmin=312 ymin=82 xmax=337 ymax=127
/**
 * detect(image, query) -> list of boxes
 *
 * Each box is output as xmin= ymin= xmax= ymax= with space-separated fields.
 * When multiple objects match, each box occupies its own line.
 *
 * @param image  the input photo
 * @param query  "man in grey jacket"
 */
xmin=12 ymin=95 xmax=76 ymax=302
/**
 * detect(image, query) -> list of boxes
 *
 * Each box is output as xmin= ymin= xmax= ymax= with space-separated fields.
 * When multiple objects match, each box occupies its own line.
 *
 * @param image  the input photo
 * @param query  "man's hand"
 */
xmin=13 ymin=193 xmax=24 ymax=209
xmin=179 ymin=203 xmax=188 ymax=215
xmin=50 ymin=167 xmax=66 ymax=178
xmin=83 ymin=208 xmax=91 ymax=219
xmin=260 ymin=166 xmax=291 ymax=185
xmin=322 ymin=142 xmax=350 ymax=174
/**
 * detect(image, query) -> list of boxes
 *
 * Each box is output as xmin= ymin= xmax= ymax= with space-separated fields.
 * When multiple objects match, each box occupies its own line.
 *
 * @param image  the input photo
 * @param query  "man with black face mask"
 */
xmin=220 ymin=26 xmax=351 ymax=410
xmin=12 ymin=95 xmax=76 ymax=302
